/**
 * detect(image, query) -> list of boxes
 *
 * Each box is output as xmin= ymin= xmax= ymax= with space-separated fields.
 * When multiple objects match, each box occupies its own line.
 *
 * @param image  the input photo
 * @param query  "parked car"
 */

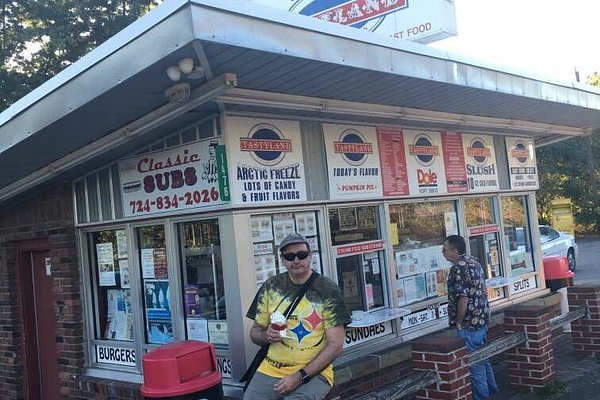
xmin=509 ymin=225 xmax=578 ymax=272
xmin=538 ymin=225 xmax=578 ymax=271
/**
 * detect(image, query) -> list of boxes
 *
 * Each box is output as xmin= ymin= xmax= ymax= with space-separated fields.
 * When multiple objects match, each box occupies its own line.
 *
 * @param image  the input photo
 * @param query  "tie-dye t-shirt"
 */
xmin=246 ymin=272 xmax=351 ymax=385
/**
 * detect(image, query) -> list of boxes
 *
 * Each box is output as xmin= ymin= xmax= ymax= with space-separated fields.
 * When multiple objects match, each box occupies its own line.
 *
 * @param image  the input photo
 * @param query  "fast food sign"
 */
xmin=251 ymin=0 xmax=457 ymax=44
xmin=118 ymin=138 xmax=230 ymax=217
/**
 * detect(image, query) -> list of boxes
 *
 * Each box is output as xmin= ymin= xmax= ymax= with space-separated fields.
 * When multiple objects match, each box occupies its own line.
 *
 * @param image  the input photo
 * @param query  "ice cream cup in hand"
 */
xmin=270 ymin=311 xmax=289 ymax=338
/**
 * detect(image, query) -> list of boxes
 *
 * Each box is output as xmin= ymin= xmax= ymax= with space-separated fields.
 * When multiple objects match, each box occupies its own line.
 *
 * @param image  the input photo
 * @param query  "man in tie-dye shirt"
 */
xmin=244 ymin=234 xmax=350 ymax=400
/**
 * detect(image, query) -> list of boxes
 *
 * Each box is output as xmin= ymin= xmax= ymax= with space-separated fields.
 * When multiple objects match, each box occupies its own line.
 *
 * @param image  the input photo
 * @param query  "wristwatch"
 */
xmin=298 ymin=368 xmax=311 ymax=384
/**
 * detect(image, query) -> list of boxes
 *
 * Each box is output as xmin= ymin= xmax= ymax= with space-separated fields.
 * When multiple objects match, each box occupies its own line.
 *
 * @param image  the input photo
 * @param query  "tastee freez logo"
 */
xmin=240 ymin=123 xmax=292 ymax=166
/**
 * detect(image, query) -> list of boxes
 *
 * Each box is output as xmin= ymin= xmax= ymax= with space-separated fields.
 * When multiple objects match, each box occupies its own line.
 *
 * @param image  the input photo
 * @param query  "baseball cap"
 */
xmin=279 ymin=233 xmax=310 ymax=253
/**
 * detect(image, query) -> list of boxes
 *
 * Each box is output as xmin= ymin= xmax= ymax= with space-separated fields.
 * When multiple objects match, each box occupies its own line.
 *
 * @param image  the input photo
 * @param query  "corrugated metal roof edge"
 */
xmin=0 ymin=0 xmax=190 ymax=127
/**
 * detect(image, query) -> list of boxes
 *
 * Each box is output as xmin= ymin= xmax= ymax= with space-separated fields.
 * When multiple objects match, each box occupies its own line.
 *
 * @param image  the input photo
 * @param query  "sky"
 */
xmin=428 ymin=0 xmax=600 ymax=83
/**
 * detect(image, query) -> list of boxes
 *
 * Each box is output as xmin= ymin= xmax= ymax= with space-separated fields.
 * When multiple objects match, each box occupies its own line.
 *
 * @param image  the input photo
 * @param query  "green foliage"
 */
xmin=536 ymin=74 xmax=600 ymax=234
xmin=588 ymin=72 xmax=600 ymax=86
xmin=538 ymin=379 xmax=568 ymax=399
xmin=0 ymin=0 xmax=159 ymax=112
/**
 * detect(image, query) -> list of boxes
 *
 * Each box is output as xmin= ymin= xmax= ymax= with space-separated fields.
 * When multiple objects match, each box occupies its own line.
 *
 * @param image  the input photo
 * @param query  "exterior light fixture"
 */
xmin=178 ymin=58 xmax=195 ymax=74
xmin=166 ymin=66 xmax=182 ymax=82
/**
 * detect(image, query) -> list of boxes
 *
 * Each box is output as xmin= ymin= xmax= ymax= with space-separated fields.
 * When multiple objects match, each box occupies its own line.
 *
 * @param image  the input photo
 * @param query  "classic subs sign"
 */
xmin=119 ymin=138 xmax=230 ymax=217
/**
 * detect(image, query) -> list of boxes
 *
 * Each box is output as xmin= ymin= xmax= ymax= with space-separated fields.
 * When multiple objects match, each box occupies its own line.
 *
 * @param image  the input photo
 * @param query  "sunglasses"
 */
xmin=281 ymin=251 xmax=310 ymax=261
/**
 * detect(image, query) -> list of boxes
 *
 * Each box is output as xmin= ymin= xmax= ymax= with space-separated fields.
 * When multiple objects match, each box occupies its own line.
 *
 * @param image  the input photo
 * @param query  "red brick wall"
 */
xmin=0 ymin=183 xmax=83 ymax=399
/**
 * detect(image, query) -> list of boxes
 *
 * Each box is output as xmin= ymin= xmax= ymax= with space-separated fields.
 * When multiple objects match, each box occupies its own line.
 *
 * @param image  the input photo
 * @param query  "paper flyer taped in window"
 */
xmin=97 ymin=243 xmax=116 ymax=287
xmin=141 ymin=248 xmax=155 ymax=279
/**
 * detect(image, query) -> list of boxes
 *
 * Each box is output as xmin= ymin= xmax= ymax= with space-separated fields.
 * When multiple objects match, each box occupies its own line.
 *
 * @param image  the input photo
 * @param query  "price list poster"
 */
xmin=376 ymin=126 xmax=409 ymax=197
xmin=440 ymin=131 xmax=468 ymax=193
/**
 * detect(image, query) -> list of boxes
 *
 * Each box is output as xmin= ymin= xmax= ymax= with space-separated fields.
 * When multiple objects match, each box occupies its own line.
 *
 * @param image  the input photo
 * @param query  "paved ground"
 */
xmin=488 ymin=234 xmax=600 ymax=400
xmin=489 ymin=333 xmax=600 ymax=400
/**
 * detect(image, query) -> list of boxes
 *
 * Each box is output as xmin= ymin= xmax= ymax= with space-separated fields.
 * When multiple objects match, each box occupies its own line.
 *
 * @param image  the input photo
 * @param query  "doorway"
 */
xmin=19 ymin=248 xmax=61 ymax=400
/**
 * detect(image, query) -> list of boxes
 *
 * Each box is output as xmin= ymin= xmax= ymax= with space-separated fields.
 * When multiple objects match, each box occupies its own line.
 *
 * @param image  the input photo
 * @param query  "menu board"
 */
xmin=225 ymin=116 xmax=307 ymax=205
xmin=376 ymin=126 xmax=409 ymax=197
xmin=441 ymin=132 xmax=468 ymax=193
xmin=462 ymin=133 xmax=499 ymax=192
xmin=506 ymin=137 xmax=539 ymax=190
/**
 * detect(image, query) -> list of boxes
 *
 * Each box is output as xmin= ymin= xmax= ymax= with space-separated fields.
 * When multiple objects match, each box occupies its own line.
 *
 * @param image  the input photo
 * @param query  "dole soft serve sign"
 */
xmin=404 ymin=130 xmax=447 ymax=196
xmin=323 ymin=124 xmax=383 ymax=200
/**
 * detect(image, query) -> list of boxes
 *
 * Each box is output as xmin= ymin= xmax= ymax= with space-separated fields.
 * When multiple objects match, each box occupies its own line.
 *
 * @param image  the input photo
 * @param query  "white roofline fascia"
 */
xmin=0 ymin=0 xmax=190 ymax=127
xmin=192 ymin=0 xmax=600 ymax=95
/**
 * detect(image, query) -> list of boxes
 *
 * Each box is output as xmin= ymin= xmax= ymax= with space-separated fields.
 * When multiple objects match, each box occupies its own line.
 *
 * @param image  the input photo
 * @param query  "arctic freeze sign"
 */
xmin=252 ymin=0 xmax=457 ymax=44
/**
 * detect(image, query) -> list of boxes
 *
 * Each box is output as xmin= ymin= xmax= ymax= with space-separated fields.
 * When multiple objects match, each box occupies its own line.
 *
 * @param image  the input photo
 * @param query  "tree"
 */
xmin=0 ymin=0 xmax=159 ymax=112
xmin=536 ymin=72 xmax=600 ymax=234
xmin=0 ymin=0 xmax=30 ymax=110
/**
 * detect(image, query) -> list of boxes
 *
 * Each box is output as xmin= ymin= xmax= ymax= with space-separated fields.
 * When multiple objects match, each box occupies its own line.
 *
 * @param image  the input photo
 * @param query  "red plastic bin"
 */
xmin=141 ymin=340 xmax=222 ymax=399
xmin=543 ymin=255 xmax=574 ymax=292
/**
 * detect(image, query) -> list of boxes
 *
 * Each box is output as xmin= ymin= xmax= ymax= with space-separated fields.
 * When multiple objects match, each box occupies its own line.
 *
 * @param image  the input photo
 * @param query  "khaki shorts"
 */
xmin=243 ymin=371 xmax=332 ymax=400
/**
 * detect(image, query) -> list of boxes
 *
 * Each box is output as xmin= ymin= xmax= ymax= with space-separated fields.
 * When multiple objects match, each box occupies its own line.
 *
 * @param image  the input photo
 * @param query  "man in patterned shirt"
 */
xmin=244 ymin=234 xmax=351 ymax=400
xmin=443 ymin=235 xmax=498 ymax=400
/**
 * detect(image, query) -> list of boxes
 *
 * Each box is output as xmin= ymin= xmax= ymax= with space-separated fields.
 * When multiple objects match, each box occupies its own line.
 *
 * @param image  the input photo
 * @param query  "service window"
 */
xmin=179 ymin=219 xmax=227 ymax=346
xmin=137 ymin=225 xmax=174 ymax=345
xmin=330 ymin=205 xmax=387 ymax=312
xmin=250 ymin=210 xmax=322 ymax=288
xmin=89 ymin=229 xmax=134 ymax=342
xmin=389 ymin=201 xmax=458 ymax=306
xmin=465 ymin=197 xmax=504 ymax=279
xmin=501 ymin=195 xmax=535 ymax=275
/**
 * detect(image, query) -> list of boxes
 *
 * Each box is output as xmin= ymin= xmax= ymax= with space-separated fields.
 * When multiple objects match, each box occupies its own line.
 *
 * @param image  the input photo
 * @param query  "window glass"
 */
xmin=250 ymin=211 xmax=321 ymax=288
xmin=90 ymin=229 xmax=133 ymax=341
xmin=465 ymin=197 xmax=503 ymax=280
xmin=502 ymin=196 xmax=535 ymax=276
xmin=540 ymin=226 xmax=559 ymax=243
xmin=180 ymin=219 xmax=227 ymax=346
xmin=336 ymin=251 xmax=385 ymax=312
xmin=329 ymin=206 xmax=380 ymax=246
xmin=465 ymin=197 xmax=495 ymax=227
xmin=137 ymin=225 xmax=174 ymax=345
xmin=389 ymin=201 xmax=457 ymax=306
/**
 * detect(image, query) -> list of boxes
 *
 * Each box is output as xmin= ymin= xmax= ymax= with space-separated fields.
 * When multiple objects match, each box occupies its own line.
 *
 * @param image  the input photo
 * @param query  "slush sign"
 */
xmin=252 ymin=0 xmax=457 ymax=44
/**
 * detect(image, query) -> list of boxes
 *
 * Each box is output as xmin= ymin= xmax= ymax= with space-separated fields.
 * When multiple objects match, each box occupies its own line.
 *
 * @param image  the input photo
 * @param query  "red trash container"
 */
xmin=141 ymin=340 xmax=223 ymax=400
xmin=543 ymin=255 xmax=574 ymax=292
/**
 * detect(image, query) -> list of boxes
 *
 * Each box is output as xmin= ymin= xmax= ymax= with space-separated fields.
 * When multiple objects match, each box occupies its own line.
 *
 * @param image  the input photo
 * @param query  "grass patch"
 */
xmin=538 ymin=380 xmax=568 ymax=399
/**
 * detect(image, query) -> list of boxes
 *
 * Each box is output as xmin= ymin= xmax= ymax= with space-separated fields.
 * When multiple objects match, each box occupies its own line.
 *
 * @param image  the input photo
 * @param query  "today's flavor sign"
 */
xmin=225 ymin=117 xmax=307 ymax=206
xmin=323 ymin=124 xmax=383 ymax=200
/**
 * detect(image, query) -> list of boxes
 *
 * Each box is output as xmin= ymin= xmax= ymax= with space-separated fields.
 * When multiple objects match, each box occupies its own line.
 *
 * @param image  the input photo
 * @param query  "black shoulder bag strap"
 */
xmin=240 ymin=272 xmax=319 ymax=390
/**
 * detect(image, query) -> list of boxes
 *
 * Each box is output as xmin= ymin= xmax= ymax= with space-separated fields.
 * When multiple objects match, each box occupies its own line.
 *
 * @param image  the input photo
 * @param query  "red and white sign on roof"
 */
xmin=251 ymin=0 xmax=457 ymax=44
